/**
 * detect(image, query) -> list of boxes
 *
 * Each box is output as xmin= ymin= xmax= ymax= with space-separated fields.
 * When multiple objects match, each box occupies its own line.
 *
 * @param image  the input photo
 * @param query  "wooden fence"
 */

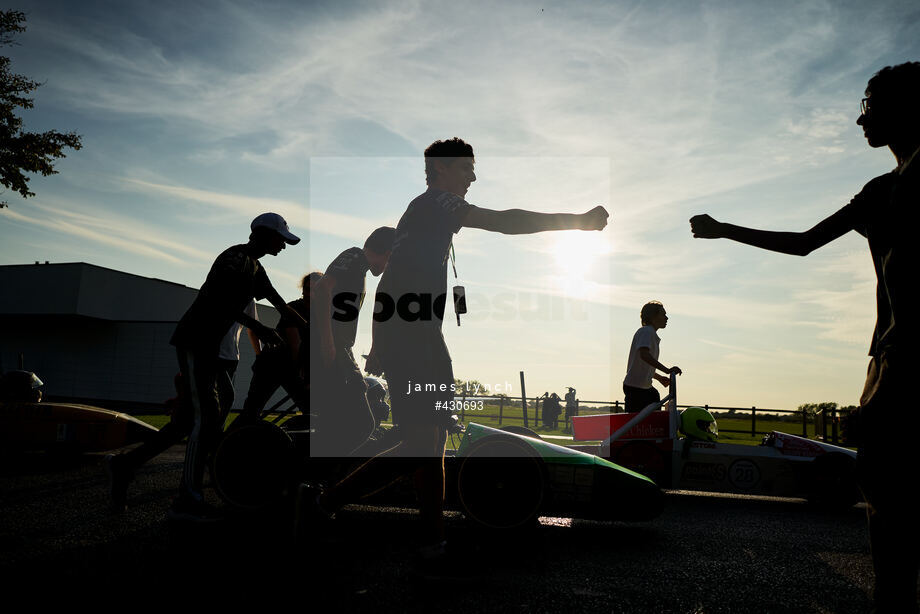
xmin=441 ymin=393 xmax=851 ymax=444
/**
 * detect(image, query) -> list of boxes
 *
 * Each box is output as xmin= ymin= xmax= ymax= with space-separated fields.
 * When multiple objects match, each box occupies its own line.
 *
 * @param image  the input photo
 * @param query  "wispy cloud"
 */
xmin=2 ymin=200 xmax=212 ymax=265
xmin=123 ymin=178 xmax=391 ymax=243
xmin=6 ymin=0 xmax=917 ymax=406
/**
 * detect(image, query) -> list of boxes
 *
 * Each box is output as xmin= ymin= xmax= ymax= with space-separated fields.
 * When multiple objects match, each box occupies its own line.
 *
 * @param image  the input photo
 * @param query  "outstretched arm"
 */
xmin=464 ymin=205 xmax=608 ymax=234
xmin=689 ymin=211 xmax=854 ymax=256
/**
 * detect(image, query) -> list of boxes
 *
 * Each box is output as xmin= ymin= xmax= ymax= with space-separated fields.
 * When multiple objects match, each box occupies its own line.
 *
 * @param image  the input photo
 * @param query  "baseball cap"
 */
xmin=251 ymin=212 xmax=300 ymax=244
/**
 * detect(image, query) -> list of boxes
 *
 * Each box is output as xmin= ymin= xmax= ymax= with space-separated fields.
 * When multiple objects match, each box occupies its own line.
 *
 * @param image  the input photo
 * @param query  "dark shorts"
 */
xmin=623 ymin=384 xmax=660 ymax=414
xmin=379 ymin=321 xmax=454 ymax=428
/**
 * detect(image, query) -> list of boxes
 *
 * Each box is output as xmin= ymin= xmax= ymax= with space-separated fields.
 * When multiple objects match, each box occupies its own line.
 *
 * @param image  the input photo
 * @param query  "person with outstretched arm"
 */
xmin=690 ymin=62 xmax=920 ymax=612
xmin=307 ymin=137 xmax=608 ymax=576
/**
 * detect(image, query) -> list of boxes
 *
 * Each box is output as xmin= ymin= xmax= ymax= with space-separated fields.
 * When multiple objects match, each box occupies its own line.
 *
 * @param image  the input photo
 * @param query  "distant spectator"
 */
xmin=564 ymin=387 xmax=577 ymax=432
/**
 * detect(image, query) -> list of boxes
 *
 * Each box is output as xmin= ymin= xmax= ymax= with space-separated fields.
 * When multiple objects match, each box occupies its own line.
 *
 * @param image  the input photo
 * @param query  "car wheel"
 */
xmin=211 ymin=421 xmax=295 ymax=511
xmin=457 ymin=435 xmax=546 ymax=529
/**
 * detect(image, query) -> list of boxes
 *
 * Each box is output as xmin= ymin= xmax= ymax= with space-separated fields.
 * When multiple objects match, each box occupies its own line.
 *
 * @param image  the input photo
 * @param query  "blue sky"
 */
xmin=2 ymin=0 xmax=919 ymax=409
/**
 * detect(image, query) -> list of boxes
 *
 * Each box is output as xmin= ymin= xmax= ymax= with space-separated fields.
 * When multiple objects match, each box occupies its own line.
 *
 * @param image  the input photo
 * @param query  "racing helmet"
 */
xmin=679 ymin=407 xmax=718 ymax=442
xmin=0 ymin=370 xmax=44 ymax=402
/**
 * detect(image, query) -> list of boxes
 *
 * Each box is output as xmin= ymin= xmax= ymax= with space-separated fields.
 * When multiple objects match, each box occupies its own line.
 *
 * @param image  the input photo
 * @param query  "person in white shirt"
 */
xmin=216 ymin=299 xmax=261 ymax=428
xmin=622 ymin=301 xmax=681 ymax=413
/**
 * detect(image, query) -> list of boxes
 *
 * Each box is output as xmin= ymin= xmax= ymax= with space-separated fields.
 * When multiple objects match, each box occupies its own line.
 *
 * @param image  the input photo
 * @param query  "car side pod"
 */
xmin=0 ymin=401 xmax=159 ymax=453
xmin=456 ymin=423 xmax=663 ymax=528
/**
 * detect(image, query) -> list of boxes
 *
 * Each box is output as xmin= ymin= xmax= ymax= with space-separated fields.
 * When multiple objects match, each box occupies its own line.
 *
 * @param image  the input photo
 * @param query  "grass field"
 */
xmin=134 ymin=402 xmax=817 ymax=448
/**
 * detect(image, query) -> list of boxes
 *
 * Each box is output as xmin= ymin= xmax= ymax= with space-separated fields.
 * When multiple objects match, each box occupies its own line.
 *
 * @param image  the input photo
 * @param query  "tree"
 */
xmin=1 ymin=10 xmax=82 ymax=208
xmin=797 ymin=402 xmax=839 ymax=420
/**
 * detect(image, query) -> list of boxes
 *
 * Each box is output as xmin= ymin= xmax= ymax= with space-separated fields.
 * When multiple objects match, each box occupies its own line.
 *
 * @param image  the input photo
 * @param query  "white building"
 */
xmin=0 ymin=262 xmax=279 ymax=409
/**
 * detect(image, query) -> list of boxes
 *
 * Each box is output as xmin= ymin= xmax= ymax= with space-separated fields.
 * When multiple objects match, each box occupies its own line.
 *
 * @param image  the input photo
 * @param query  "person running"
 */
xmin=690 ymin=62 xmax=920 ymax=612
xmin=622 ymin=301 xmax=681 ymax=413
xmin=309 ymin=227 xmax=395 ymax=457
xmin=310 ymin=137 xmax=609 ymax=568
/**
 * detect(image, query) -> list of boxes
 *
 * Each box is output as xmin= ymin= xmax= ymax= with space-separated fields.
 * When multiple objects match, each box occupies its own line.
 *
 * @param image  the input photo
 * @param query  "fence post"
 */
xmin=498 ymin=396 xmax=504 ymax=425
xmin=751 ymin=406 xmax=757 ymax=437
xmin=831 ymin=406 xmax=838 ymax=445
xmin=802 ymin=407 xmax=808 ymax=438
xmin=520 ymin=371 xmax=528 ymax=428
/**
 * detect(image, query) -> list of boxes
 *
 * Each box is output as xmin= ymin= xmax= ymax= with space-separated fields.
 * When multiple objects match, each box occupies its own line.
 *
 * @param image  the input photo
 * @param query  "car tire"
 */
xmin=457 ymin=435 xmax=546 ymax=529
xmin=211 ymin=421 xmax=295 ymax=511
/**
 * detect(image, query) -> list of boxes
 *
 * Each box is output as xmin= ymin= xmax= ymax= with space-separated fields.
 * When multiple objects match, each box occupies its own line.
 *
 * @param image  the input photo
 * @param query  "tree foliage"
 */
xmin=1 ymin=10 xmax=82 ymax=208
xmin=796 ymin=401 xmax=856 ymax=419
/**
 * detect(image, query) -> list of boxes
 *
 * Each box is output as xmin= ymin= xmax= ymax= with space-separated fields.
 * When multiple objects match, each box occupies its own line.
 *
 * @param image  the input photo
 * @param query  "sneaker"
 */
xmin=104 ymin=453 xmax=133 ymax=514
xmin=167 ymin=496 xmax=223 ymax=523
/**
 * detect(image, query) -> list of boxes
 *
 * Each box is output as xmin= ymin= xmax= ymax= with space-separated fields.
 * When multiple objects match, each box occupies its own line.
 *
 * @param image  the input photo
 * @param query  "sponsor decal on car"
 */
xmin=772 ymin=432 xmax=826 ymax=458
xmin=681 ymin=462 xmax=726 ymax=483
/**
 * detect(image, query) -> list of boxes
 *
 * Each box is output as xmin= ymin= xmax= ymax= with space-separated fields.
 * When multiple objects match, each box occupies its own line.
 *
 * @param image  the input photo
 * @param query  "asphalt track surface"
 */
xmin=0 ymin=445 xmax=877 ymax=613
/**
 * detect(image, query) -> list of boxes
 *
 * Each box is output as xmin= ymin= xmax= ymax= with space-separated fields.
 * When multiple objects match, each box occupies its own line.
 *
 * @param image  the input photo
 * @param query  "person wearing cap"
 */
xmin=165 ymin=212 xmax=308 ymax=521
xmin=309 ymin=226 xmax=396 ymax=456
xmin=104 ymin=213 xmax=306 ymax=517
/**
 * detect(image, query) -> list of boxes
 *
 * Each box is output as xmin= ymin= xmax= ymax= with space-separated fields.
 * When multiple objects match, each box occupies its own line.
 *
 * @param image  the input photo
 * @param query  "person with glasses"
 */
xmin=690 ymin=62 xmax=920 ymax=613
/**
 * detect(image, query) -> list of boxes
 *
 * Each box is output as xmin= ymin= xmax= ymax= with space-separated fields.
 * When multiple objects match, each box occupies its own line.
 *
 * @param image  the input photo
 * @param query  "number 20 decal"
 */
xmin=728 ymin=459 xmax=761 ymax=490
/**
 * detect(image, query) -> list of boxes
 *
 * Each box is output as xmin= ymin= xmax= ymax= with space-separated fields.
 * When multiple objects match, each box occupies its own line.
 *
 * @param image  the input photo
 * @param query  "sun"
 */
xmin=552 ymin=231 xmax=610 ymax=295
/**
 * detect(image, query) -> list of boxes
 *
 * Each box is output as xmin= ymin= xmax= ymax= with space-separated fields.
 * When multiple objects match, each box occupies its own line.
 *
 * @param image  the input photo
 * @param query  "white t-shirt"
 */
xmin=218 ymin=300 xmax=257 ymax=361
xmin=623 ymin=325 xmax=660 ymax=389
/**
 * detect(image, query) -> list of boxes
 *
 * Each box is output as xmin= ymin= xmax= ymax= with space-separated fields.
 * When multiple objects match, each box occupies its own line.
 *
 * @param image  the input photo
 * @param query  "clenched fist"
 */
xmin=580 ymin=206 xmax=610 ymax=231
xmin=689 ymin=214 xmax=724 ymax=239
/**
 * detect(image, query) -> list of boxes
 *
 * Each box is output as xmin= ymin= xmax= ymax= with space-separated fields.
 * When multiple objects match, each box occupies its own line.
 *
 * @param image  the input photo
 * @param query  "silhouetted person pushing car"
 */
xmin=690 ymin=62 xmax=920 ymax=613
xmin=167 ymin=212 xmax=308 ymax=521
xmin=309 ymin=226 xmax=395 ymax=457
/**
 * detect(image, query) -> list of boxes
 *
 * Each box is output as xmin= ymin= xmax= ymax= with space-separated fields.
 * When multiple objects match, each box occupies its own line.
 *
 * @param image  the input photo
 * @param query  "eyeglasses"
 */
xmin=860 ymin=97 xmax=871 ymax=115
